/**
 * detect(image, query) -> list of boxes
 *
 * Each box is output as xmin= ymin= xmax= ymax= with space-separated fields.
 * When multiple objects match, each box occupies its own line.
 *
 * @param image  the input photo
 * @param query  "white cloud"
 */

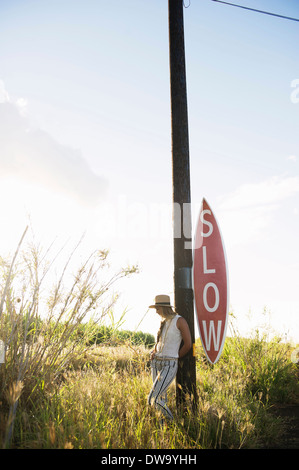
xmin=0 ymin=79 xmax=9 ymax=103
xmin=15 ymin=97 xmax=28 ymax=116
xmin=219 ymin=176 xmax=299 ymax=211
xmin=217 ymin=175 xmax=299 ymax=246
xmin=0 ymin=80 xmax=27 ymax=114
xmin=0 ymin=99 xmax=108 ymax=206
xmin=287 ymin=155 xmax=297 ymax=163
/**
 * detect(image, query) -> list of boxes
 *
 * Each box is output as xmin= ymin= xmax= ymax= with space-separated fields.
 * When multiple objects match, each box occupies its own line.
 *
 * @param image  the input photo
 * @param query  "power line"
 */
xmin=211 ymin=0 xmax=299 ymax=22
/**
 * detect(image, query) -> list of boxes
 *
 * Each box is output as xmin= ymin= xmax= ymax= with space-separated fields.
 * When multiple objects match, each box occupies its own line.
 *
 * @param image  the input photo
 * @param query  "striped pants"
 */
xmin=147 ymin=358 xmax=178 ymax=421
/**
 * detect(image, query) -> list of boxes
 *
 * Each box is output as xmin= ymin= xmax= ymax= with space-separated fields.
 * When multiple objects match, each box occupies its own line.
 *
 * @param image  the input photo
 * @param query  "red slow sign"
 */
xmin=193 ymin=198 xmax=229 ymax=364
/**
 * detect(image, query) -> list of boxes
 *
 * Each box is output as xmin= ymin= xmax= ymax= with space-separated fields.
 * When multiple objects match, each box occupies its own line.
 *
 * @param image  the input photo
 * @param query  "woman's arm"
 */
xmin=177 ymin=317 xmax=192 ymax=358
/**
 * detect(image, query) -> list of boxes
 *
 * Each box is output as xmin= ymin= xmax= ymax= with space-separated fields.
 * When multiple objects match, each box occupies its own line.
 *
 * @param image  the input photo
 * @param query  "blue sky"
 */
xmin=0 ymin=0 xmax=298 ymax=342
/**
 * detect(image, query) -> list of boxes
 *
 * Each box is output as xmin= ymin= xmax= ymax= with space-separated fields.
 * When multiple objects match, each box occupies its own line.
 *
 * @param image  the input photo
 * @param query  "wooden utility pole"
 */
xmin=168 ymin=0 xmax=197 ymax=408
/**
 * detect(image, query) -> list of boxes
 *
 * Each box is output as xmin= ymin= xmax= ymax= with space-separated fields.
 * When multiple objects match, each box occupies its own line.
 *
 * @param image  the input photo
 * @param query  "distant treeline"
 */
xmin=21 ymin=315 xmax=155 ymax=349
xmin=80 ymin=324 xmax=156 ymax=348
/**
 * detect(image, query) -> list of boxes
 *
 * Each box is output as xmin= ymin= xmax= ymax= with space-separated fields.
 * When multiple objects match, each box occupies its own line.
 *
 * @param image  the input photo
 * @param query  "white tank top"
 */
xmin=156 ymin=315 xmax=182 ymax=358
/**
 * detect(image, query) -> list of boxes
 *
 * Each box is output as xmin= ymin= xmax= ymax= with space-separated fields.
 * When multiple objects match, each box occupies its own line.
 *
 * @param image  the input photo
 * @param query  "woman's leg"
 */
xmin=149 ymin=358 xmax=167 ymax=406
xmin=148 ymin=359 xmax=178 ymax=421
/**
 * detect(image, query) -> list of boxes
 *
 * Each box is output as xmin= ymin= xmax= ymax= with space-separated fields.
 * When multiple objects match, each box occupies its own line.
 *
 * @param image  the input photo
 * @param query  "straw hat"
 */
xmin=149 ymin=294 xmax=173 ymax=309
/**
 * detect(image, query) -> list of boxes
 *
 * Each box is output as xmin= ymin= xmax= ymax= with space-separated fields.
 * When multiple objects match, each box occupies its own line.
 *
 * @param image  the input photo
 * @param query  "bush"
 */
xmin=85 ymin=324 xmax=155 ymax=348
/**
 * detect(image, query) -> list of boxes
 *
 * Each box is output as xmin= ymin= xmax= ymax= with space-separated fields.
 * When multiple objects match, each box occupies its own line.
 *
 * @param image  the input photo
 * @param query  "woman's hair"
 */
xmin=156 ymin=306 xmax=177 ymax=344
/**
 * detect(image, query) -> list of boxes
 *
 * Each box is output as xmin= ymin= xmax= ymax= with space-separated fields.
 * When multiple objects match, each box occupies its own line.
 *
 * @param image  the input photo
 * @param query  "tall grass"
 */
xmin=6 ymin=335 xmax=298 ymax=449
xmin=0 ymin=230 xmax=138 ymax=448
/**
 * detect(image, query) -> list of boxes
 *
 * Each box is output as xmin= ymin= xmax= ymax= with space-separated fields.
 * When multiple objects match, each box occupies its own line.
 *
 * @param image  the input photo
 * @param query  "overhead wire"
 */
xmin=211 ymin=0 xmax=299 ymax=22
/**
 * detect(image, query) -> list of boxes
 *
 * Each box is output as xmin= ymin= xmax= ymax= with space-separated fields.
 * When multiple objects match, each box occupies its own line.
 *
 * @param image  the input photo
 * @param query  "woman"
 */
xmin=147 ymin=294 xmax=192 ymax=422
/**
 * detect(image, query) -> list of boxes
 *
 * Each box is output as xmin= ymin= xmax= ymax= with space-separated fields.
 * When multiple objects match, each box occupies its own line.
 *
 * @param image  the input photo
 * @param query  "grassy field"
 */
xmin=0 ymin=236 xmax=298 ymax=449
xmin=1 ymin=333 xmax=298 ymax=449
